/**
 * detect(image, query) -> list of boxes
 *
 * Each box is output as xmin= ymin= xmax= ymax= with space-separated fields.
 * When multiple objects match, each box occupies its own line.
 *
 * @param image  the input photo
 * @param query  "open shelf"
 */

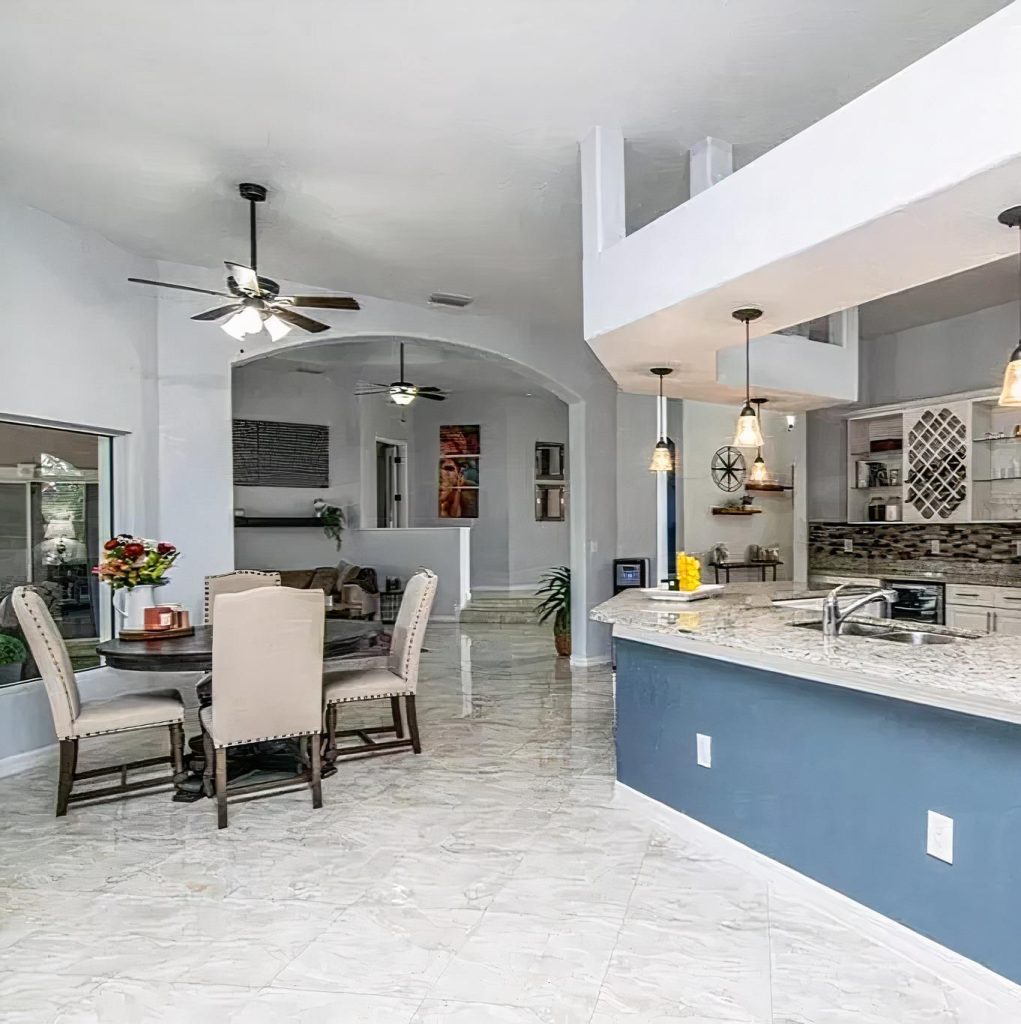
xmin=973 ymin=476 xmax=1021 ymax=484
xmin=745 ymin=482 xmax=793 ymax=492
xmin=711 ymin=506 xmax=762 ymax=516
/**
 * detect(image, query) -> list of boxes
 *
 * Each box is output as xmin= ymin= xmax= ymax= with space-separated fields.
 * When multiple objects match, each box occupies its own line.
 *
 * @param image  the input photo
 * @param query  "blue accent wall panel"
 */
xmin=615 ymin=638 xmax=1021 ymax=982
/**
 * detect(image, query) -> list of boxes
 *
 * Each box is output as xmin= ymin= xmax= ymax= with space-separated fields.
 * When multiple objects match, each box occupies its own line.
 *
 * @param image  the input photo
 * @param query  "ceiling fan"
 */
xmin=355 ymin=342 xmax=447 ymax=405
xmin=127 ymin=182 xmax=360 ymax=342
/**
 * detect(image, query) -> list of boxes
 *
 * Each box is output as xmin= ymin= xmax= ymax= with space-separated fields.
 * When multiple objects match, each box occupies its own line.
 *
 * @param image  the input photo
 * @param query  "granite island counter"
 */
xmin=593 ymin=584 xmax=1021 ymax=986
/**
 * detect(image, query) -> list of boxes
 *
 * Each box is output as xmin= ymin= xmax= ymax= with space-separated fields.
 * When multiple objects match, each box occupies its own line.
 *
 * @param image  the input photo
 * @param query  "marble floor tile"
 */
xmin=1 ymin=623 xmax=1017 ymax=1024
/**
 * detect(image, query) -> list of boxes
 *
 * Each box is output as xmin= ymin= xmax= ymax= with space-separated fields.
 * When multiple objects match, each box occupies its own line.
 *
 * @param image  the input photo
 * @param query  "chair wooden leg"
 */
xmin=391 ymin=696 xmax=404 ymax=738
xmin=310 ymin=733 xmax=323 ymax=810
xmin=56 ymin=738 xmax=77 ymax=817
xmin=168 ymin=723 xmax=185 ymax=781
xmin=214 ymin=746 xmax=228 ymax=829
xmin=405 ymin=695 xmax=422 ymax=754
xmin=202 ymin=728 xmax=215 ymax=798
xmin=324 ymin=703 xmax=338 ymax=763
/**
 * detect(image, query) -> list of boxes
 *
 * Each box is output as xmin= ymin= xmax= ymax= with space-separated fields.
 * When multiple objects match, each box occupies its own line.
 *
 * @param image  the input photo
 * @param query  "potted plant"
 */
xmin=536 ymin=566 xmax=571 ymax=656
xmin=0 ymin=634 xmax=27 ymax=685
xmin=93 ymin=535 xmax=180 ymax=630
xmin=313 ymin=498 xmax=345 ymax=550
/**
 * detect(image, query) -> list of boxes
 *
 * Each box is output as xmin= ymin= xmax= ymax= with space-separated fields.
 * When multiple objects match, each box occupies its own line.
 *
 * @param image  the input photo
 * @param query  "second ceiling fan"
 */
xmin=128 ymin=183 xmax=360 ymax=341
xmin=355 ymin=342 xmax=447 ymax=405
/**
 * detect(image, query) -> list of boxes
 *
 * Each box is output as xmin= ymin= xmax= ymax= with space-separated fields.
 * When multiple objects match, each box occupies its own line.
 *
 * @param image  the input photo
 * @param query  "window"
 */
xmin=0 ymin=422 xmax=112 ymax=686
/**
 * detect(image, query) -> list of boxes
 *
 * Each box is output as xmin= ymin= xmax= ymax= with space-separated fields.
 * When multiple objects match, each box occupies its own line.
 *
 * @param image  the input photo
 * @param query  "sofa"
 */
xmin=274 ymin=562 xmax=380 ymax=619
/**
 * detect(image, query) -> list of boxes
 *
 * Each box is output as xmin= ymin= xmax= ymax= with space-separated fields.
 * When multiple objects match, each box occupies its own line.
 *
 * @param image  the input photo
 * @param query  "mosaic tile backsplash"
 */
xmin=810 ymin=521 xmax=1021 ymax=585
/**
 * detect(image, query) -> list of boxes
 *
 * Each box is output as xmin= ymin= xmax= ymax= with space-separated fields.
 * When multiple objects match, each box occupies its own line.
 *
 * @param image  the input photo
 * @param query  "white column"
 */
xmin=689 ymin=137 xmax=733 ymax=197
xmin=580 ymin=127 xmax=626 ymax=260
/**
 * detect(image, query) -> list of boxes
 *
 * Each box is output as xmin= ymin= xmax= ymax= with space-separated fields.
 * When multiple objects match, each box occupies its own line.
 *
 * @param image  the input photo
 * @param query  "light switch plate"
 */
xmin=696 ymin=733 xmax=712 ymax=768
xmin=843 ymin=539 xmax=853 ymax=553
xmin=927 ymin=811 xmax=953 ymax=864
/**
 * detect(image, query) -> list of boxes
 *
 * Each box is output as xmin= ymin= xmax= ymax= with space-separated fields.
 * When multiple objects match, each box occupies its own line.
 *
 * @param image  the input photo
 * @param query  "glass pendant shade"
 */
xmin=998 ymin=342 xmax=1021 ymax=407
xmin=237 ymin=305 xmax=263 ymax=334
xmin=649 ymin=440 xmax=673 ymax=473
xmin=733 ymin=402 xmax=764 ymax=448
xmin=220 ymin=311 xmax=248 ymax=340
xmin=749 ymin=451 xmax=769 ymax=483
xmin=264 ymin=314 xmax=292 ymax=342
xmin=390 ymin=387 xmax=416 ymax=406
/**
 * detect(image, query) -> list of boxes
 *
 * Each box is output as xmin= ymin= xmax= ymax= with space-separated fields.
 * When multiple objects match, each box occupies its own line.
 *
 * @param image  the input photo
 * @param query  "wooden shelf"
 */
xmin=745 ymin=482 xmax=793 ymax=492
xmin=234 ymin=517 xmax=323 ymax=528
xmin=711 ymin=506 xmax=762 ymax=516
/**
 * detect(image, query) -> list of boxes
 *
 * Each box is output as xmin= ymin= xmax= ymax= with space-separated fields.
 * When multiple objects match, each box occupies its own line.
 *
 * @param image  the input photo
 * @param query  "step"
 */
xmin=459 ymin=593 xmax=542 ymax=623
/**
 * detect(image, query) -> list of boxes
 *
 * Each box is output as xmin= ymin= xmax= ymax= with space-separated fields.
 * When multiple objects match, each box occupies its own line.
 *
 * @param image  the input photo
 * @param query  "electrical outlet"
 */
xmin=696 ymin=733 xmax=712 ymax=768
xmin=930 ymin=539 xmax=941 ymax=556
xmin=927 ymin=811 xmax=954 ymax=864
xmin=1014 ymin=540 xmax=1021 ymax=558
xmin=843 ymin=539 xmax=853 ymax=553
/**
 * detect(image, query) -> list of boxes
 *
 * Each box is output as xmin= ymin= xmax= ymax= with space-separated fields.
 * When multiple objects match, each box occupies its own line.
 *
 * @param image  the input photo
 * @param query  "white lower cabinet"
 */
xmin=993 ymin=608 xmax=1021 ymax=636
xmin=946 ymin=605 xmax=992 ymax=633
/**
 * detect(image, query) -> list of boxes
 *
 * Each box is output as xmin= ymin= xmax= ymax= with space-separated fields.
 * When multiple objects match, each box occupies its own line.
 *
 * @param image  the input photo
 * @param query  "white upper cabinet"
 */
xmin=846 ymin=393 xmax=1021 ymax=524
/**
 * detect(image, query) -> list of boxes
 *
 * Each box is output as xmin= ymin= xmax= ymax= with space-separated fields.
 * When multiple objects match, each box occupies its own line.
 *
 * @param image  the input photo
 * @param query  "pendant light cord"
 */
xmin=1016 ymin=225 xmax=1020 ymax=343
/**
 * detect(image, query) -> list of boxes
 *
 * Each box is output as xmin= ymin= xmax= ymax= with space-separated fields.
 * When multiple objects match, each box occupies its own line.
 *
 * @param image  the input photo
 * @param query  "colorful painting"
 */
xmin=439 ymin=424 xmax=480 ymax=457
xmin=438 ymin=424 xmax=481 ymax=518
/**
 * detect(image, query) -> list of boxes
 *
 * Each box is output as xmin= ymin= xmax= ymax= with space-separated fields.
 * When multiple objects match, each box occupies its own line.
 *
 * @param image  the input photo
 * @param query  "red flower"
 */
xmin=103 ymin=539 xmax=119 ymax=551
xmin=157 ymin=543 xmax=176 ymax=555
xmin=123 ymin=543 xmax=145 ymax=558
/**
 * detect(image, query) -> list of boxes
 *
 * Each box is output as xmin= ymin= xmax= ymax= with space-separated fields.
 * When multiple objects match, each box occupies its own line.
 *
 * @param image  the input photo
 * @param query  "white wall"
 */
xmin=408 ymin=391 xmax=569 ymax=590
xmin=681 ymin=401 xmax=803 ymax=581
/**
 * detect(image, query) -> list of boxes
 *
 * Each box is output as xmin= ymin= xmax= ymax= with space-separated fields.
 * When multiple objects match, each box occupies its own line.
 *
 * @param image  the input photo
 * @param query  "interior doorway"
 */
xmin=375 ymin=438 xmax=408 ymax=527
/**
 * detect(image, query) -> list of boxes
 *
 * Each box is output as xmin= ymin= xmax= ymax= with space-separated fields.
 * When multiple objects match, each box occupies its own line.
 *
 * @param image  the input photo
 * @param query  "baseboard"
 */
xmin=569 ymin=654 xmax=612 ymax=667
xmin=614 ymin=783 xmax=1021 ymax=1012
xmin=0 ymin=743 xmax=56 ymax=779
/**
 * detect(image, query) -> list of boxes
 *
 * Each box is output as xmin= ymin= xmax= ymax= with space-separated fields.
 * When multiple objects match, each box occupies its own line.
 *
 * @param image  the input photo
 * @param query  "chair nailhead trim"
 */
xmin=76 ymin=716 xmax=184 ymax=738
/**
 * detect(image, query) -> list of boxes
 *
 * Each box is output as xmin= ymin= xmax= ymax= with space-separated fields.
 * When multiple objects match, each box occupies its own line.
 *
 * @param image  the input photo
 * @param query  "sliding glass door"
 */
xmin=0 ymin=422 xmax=112 ymax=684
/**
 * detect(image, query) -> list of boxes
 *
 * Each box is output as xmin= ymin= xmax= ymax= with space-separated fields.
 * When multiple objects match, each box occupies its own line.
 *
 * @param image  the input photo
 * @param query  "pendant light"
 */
xmin=648 ymin=367 xmax=674 ymax=473
xmin=747 ymin=399 xmax=770 ymax=483
xmin=732 ymin=307 xmax=764 ymax=447
xmin=998 ymin=207 xmax=1021 ymax=407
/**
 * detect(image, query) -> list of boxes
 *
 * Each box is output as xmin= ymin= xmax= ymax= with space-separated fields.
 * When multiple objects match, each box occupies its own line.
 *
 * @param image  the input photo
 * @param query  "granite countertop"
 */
xmin=592 ymin=584 xmax=1021 ymax=726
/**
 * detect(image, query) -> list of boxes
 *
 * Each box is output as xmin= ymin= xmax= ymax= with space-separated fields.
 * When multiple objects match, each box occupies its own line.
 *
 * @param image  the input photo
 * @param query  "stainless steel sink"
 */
xmin=792 ymin=621 xmax=958 ymax=644
xmin=879 ymin=630 xmax=956 ymax=645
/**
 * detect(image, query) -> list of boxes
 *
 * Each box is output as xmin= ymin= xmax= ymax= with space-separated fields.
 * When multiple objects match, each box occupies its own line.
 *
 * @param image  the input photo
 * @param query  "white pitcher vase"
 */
xmin=113 ymin=585 xmax=162 ymax=631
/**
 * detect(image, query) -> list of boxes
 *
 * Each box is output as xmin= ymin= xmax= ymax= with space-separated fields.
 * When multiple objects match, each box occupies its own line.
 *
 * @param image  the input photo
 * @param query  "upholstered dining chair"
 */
xmin=199 ymin=587 xmax=325 ymax=829
xmin=203 ymin=569 xmax=281 ymax=624
xmin=322 ymin=568 xmax=437 ymax=761
xmin=12 ymin=587 xmax=186 ymax=816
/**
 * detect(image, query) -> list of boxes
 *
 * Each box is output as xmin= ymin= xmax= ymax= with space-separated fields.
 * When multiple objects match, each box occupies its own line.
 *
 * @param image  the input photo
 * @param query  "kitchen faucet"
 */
xmin=822 ymin=583 xmax=898 ymax=637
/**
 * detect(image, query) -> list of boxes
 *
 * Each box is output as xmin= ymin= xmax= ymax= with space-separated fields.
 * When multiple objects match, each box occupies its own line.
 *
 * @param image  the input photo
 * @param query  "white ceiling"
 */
xmin=2 ymin=0 xmax=1010 ymax=340
xmin=259 ymin=337 xmax=555 ymax=398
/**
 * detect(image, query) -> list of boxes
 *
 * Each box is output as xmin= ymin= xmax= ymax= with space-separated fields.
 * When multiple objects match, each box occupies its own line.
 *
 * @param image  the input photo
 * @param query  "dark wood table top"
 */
xmin=96 ymin=619 xmax=382 ymax=672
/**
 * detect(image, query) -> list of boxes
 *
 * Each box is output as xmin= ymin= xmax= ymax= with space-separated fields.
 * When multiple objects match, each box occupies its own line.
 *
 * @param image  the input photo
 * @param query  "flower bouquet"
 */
xmin=93 ymin=535 xmax=179 ymax=590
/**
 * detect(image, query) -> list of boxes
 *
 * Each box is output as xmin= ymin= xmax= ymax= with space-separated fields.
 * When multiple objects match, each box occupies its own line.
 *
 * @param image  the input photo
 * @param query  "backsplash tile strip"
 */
xmin=810 ymin=522 xmax=1021 ymax=585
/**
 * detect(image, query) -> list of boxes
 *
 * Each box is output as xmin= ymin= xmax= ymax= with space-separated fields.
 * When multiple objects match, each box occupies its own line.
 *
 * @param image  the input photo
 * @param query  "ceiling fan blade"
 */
xmin=225 ymin=262 xmax=261 ymax=294
xmin=415 ymin=386 xmax=444 ymax=392
xmin=415 ymin=392 xmax=446 ymax=401
xmin=269 ymin=305 xmax=330 ymax=333
xmin=191 ymin=303 xmax=242 ymax=322
xmin=283 ymin=296 xmax=361 ymax=310
xmin=128 ymin=278 xmax=230 ymax=298
xmin=355 ymin=388 xmax=391 ymax=396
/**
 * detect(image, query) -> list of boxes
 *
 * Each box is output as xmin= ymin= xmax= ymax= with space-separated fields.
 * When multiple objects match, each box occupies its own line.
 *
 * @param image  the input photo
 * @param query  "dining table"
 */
xmin=97 ymin=618 xmax=383 ymax=801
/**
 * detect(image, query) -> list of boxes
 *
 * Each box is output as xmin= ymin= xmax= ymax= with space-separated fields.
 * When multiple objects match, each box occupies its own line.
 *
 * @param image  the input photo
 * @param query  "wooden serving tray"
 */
xmin=118 ymin=626 xmax=195 ymax=642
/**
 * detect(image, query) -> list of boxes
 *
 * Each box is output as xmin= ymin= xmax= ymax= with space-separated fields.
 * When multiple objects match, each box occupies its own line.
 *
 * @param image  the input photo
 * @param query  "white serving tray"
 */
xmin=639 ymin=585 xmax=725 ymax=602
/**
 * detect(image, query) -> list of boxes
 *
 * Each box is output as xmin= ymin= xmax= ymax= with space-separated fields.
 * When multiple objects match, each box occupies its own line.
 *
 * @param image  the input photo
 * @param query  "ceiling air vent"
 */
xmin=429 ymin=292 xmax=474 ymax=309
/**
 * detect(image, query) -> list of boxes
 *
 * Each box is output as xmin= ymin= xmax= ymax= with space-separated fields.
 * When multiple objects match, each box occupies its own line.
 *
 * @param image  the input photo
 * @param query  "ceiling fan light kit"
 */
xmin=732 ymin=307 xmax=765 ymax=448
xmin=998 ymin=206 xmax=1021 ymax=407
xmin=648 ymin=367 xmax=674 ymax=473
xmin=127 ymin=183 xmax=360 ymax=342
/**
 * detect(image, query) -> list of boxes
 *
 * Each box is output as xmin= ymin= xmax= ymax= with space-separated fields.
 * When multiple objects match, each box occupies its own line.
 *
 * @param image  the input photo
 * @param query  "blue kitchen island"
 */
xmin=593 ymin=585 xmax=1021 ymax=986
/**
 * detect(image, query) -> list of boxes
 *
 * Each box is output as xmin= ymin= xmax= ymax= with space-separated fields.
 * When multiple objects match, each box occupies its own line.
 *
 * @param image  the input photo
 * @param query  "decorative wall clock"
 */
xmin=711 ymin=446 xmax=746 ymax=492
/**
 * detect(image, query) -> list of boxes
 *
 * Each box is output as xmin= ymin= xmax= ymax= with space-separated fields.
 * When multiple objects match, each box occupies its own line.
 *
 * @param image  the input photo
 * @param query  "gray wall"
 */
xmin=807 ymin=300 xmax=1018 ymax=522
xmin=616 ymin=640 xmax=1021 ymax=985
xmin=408 ymin=391 xmax=569 ymax=590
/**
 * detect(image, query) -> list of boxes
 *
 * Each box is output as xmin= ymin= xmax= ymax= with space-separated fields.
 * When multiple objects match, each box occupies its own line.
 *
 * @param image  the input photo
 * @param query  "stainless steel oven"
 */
xmin=880 ymin=579 xmax=945 ymax=625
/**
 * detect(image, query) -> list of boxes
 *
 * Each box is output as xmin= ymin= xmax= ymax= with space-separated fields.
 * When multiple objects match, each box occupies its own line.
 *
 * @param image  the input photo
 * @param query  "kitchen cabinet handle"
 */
xmin=988 ymin=610 xmax=995 ymax=633
xmin=956 ymin=592 xmax=979 ymax=598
